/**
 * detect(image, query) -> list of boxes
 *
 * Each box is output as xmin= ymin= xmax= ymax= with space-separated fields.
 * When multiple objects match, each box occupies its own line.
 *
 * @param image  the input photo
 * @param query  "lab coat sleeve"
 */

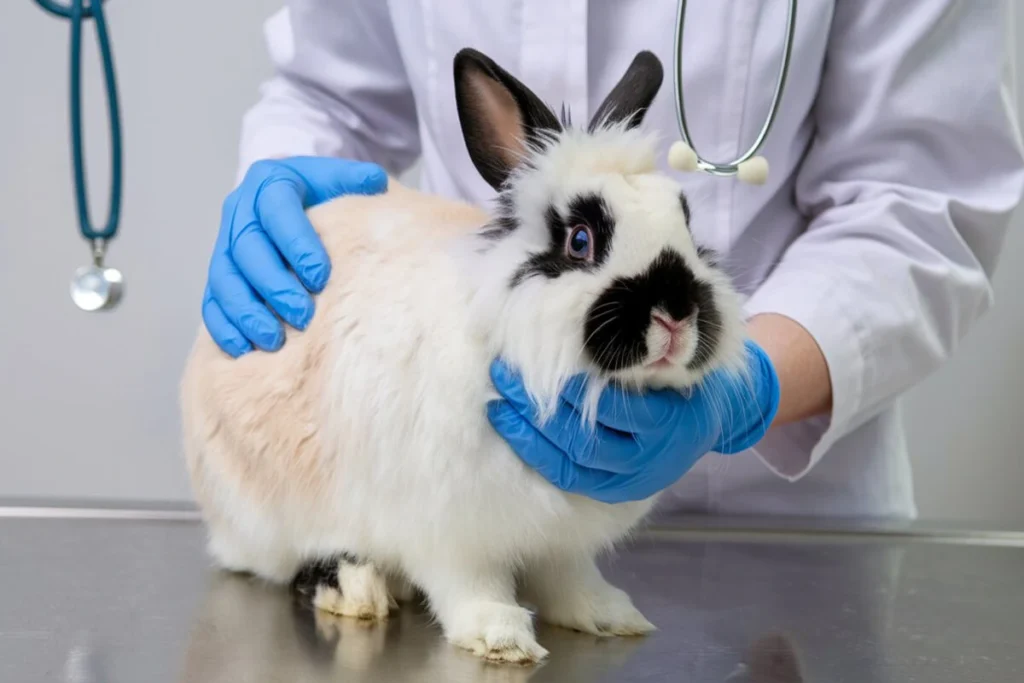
xmin=742 ymin=1 xmax=1024 ymax=480
xmin=235 ymin=1 xmax=420 ymax=184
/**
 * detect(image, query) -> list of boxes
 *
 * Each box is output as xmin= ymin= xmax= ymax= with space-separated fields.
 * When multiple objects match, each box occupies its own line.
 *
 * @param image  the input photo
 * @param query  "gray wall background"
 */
xmin=1 ymin=2 xmax=1021 ymax=525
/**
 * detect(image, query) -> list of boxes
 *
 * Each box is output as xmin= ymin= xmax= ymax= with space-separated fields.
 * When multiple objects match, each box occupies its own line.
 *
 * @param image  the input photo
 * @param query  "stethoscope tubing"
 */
xmin=673 ymin=0 xmax=798 ymax=176
xmin=37 ymin=0 xmax=123 ymax=243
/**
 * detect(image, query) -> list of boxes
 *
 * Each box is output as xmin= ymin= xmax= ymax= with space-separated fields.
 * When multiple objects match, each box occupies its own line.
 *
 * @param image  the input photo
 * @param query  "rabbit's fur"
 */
xmin=180 ymin=48 xmax=748 ymax=664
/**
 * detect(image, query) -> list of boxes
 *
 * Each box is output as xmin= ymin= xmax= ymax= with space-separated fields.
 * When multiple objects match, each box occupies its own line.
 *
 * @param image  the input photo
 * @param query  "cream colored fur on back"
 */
xmin=182 ymin=180 xmax=483 ymax=547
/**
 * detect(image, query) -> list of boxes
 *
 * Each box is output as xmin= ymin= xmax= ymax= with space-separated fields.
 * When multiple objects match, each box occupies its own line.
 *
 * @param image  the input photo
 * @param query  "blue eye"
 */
xmin=567 ymin=225 xmax=593 ymax=260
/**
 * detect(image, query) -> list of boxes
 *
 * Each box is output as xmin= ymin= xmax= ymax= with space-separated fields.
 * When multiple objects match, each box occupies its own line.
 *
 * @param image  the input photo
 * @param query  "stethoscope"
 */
xmin=35 ymin=0 xmax=125 ymax=312
xmin=667 ymin=0 xmax=798 ymax=185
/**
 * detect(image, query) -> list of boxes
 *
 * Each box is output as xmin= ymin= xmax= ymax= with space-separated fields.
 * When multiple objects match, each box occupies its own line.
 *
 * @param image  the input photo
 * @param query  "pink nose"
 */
xmin=653 ymin=313 xmax=684 ymax=334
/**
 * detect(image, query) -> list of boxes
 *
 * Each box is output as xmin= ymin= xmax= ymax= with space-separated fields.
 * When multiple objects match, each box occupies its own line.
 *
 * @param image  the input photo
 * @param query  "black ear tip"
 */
xmin=632 ymin=50 xmax=665 ymax=84
xmin=634 ymin=50 xmax=662 ymax=65
xmin=454 ymin=47 xmax=482 ymax=63
xmin=453 ymin=48 xmax=512 ymax=99
xmin=453 ymin=48 xmax=476 ymax=74
xmin=453 ymin=47 xmax=497 ymax=75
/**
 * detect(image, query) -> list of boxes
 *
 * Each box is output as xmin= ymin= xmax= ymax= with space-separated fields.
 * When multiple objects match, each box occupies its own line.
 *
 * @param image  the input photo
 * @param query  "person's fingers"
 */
xmin=231 ymin=226 xmax=315 ymax=331
xmin=486 ymin=400 xmax=626 ymax=502
xmin=242 ymin=158 xmax=387 ymax=295
xmin=558 ymin=374 xmax=684 ymax=435
xmin=488 ymin=360 xmax=645 ymax=473
xmin=288 ymin=157 xmax=389 ymax=203
xmin=252 ymin=178 xmax=332 ymax=293
xmin=201 ymin=287 xmax=252 ymax=358
xmin=204 ymin=157 xmax=386 ymax=357
xmin=487 ymin=359 xmax=539 ymax=415
xmin=710 ymin=340 xmax=781 ymax=454
xmin=207 ymin=250 xmax=284 ymax=352
xmin=547 ymin=400 xmax=647 ymax=473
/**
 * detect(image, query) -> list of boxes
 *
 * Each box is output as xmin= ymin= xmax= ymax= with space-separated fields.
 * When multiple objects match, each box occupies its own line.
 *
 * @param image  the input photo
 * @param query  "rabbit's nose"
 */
xmin=653 ymin=313 xmax=682 ymax=334
xmin=652 ymin=309 xmax=696 ymax=333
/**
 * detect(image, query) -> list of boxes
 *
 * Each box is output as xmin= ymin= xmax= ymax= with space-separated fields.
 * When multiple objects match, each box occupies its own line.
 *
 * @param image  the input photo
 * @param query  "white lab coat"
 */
xmin=237 ymin=0 xmax=1024 ymax=519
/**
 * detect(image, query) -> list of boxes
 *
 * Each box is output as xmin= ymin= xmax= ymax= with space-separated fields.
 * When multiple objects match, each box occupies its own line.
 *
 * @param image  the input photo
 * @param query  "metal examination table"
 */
xmin=2 ymin=502 xmax=1022 ymax=682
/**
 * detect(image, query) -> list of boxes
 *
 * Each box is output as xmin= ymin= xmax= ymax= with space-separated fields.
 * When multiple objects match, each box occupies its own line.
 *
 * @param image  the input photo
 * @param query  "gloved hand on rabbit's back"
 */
xmin=203 ymin=156 xmax=389 ymax=357
xmin=179 ymin=47 xmax=776 ymax=665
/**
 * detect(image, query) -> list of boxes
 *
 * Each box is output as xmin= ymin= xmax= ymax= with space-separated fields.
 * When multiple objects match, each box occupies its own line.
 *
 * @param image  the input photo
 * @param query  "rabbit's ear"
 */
xmin=588 ymin=51 xmax=664 ymax=132
xmin=454 ymin=48 xmax=562 ymax=191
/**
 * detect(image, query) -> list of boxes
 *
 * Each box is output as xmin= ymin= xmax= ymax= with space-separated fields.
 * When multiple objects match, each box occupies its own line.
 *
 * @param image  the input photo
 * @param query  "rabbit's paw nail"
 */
xmin=449 ymin=602 xmax=548 ymax=665
xmin=313 ymin=562 xmax=392 ymax=620
xmin=538 ymin=584 xmax=655 ymax=637
xmin=594 ymin=608 xmax=657 ymax=637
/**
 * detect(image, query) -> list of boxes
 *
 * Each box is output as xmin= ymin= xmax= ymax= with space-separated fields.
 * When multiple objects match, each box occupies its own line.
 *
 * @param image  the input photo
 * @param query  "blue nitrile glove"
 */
xmin=203 ymin=156 xmax=388 ymax=357
xmin=486 ymin=339 xmax=781 ymax=504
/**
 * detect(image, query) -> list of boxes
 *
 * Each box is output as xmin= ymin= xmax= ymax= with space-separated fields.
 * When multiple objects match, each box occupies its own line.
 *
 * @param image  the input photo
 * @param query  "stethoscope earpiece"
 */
xmin=667 ymin=141 xmax=699 ymax=173
xmin=737 ymin=156 xmax=770 ymax=185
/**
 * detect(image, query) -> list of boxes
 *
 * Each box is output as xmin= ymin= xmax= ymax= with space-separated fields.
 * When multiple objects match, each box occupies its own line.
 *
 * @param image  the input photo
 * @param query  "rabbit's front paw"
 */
xmin=447 ymin=601 xmax=548 ymax=664
xmin=537 ymin=581 xmax=655 ymax=637
xmin=522 ymin=554 xmax=655 ymax=637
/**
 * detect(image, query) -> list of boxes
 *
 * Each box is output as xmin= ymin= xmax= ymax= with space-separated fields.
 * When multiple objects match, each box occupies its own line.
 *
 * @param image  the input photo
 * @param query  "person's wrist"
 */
xmin=712 ymin=338 xmax=781 ymax=454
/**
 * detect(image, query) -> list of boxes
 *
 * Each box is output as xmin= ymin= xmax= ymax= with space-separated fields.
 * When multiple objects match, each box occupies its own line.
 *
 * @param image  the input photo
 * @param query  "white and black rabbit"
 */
xmin=180 ymin=47 xmax=749 ymax=664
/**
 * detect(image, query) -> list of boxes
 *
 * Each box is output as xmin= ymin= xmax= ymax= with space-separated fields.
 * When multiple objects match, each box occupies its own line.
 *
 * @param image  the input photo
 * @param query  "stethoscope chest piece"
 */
xmin=71 ymin=240 xmax=123 ymax=312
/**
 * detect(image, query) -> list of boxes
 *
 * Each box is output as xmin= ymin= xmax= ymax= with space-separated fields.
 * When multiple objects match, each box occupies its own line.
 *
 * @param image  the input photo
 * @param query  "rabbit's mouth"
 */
xmin=645 ymin=310 xmax=699 ymax=369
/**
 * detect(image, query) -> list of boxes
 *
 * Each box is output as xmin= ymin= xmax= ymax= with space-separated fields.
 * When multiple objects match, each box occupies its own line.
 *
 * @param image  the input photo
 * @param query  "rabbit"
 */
xmin=179 ymin=46 xmax=749 ymax=665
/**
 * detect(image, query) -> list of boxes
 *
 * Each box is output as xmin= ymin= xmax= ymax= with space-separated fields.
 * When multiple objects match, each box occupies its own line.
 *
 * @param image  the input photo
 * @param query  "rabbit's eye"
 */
xmin=567 ymin=225 xmax=593 ymax=260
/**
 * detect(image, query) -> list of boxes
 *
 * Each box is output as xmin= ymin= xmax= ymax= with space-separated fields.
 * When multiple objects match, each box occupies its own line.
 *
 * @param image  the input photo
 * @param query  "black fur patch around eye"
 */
xmin=566 ymin=194 xmax=615 ymax=263
xmin=583 ymin=249 xmax=722 ymax=372
xmin=510 ymin=193 xmax=616 ymax=286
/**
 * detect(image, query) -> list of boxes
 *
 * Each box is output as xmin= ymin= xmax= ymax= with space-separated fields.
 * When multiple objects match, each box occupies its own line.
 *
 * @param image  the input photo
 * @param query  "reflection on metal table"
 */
xmin=1 ymin=502 xmax=1022 ymax=682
